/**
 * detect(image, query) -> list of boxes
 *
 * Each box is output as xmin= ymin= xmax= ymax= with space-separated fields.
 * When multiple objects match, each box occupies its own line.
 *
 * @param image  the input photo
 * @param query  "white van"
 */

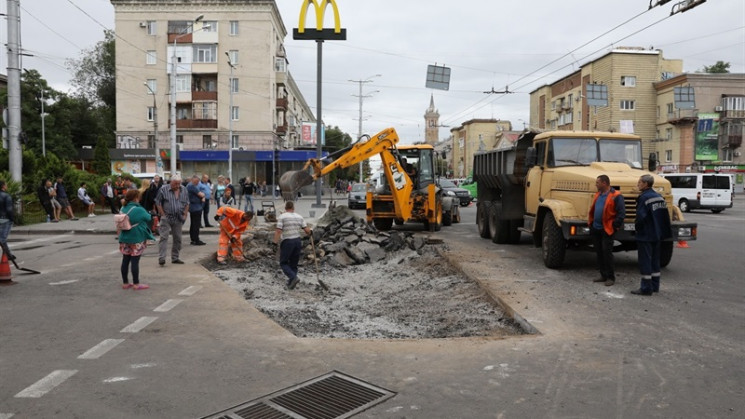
xmin=662 ymin=173 xmax=733 ymax=213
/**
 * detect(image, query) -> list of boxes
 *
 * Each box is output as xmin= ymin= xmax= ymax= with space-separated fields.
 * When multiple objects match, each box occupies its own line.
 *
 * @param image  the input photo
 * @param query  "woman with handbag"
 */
xmin=118 ymin=189 xmax=155 ymax=290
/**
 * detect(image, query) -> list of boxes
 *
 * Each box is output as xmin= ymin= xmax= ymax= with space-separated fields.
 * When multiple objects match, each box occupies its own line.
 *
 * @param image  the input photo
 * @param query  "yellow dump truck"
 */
xmin=473 ymin=130 xmax=698 ymax=268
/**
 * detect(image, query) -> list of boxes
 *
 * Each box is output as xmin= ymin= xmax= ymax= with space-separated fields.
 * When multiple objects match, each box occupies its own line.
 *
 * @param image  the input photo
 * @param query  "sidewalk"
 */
xmin=12 ymin=195 xmax=333 ymax=236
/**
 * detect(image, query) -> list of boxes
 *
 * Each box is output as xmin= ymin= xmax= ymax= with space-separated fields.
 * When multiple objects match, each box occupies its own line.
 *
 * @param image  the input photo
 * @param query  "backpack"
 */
xmin=114 ymin=206 xmax=139 ymax=231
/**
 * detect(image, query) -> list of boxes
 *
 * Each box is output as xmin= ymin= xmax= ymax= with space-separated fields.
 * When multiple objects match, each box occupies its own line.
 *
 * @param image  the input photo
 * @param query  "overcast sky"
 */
xmin=4 ymin=0 xmax=744 ymax=145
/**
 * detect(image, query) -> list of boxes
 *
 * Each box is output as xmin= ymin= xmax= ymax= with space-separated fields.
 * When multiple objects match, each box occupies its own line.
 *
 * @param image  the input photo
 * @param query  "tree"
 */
xmin=67 ymin=30 xmax=116 ymax=145
xmin=92 ymin=137 xmax=111 ymax=175
xmin=701 ymin=61 xmax=730 ymax=74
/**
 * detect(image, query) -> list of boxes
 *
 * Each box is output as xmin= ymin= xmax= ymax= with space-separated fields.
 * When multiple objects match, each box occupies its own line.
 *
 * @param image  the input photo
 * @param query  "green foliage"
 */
xmin=701 ymin=61 xmax=730 ymax=74
xmin=92 ymin=136 xmax=112 ymax=175
xmin=0 ymin=171 xmax=23 ymax=198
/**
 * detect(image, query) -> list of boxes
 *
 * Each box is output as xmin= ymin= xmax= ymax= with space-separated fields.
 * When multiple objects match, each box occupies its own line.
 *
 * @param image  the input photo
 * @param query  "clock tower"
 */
xmin=424 ymin=94 xmax=440 ymax=145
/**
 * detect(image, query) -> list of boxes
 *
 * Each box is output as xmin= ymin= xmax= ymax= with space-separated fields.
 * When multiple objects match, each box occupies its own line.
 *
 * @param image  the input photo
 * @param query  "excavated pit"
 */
xmin=205 ymin=206 xmax=527 ymax=339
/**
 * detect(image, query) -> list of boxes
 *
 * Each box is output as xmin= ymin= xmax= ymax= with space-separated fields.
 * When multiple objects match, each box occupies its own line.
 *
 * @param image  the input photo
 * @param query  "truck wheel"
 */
xmin=373 ymin=218 xmax=393 ymax=231
xmin=678 ymin=199 xmax=689 ymax=212
xmin=660 ymin=241 xmax=673 ymax=267
xmin=477 ymin=201 xmax=492 ymax=238
xmin=489 ymin=203 xmax=510 ymax=244
xmin=443 ymin=210 xmax=453 ymax=226
xmin=508 ymin=220 xmax=522 ymax=244
xmin=542 ymin=212 xmax=566 ymax=269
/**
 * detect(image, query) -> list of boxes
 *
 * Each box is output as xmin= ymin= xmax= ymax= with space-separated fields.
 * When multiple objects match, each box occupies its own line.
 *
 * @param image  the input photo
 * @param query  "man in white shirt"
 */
xmin=273 ymin=201 xmax=311 ymax=290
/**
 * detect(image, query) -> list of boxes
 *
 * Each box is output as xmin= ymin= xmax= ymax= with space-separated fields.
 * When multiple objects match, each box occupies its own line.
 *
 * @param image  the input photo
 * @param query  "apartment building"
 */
xmin=529 ymin=47 xmax=683 ymax=163
xmin=449 ymin=119 xmax=512 ymax=178
xmin=654 ymin=73 xmax=745 ymax=180
xmin=110 ymin=0 xmax=315 ymax=182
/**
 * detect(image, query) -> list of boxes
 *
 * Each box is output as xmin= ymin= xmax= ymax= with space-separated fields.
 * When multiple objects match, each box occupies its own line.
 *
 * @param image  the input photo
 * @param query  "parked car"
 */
xmin=661 ymin=172 xmax=733 ymax=213
xmin=347 ymin=183 xmax=367 ymax=209
xmin=438 ymin=178 xmax=473 ymax=206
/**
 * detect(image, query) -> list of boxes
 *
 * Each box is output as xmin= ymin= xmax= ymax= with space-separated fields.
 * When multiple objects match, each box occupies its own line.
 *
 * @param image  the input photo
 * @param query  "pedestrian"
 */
xmin=588 ymin=174 xmax=625 ymax=286
xmin=201 ymin=174 xmax=214 ymax=227
xmin=47 ymin=179 xmax=61 ymax=222
xmin=260 ymin=181 xmax=267 ymax=197
xmin=143 ymin=178 xmax=161 ymax=234
xmin=114 ymin=176 xmax=126 ymax=211
xmin=632 ymin=174 xmax=673 ymax=295
xmin=118 ymin=189 xmax=155 ymax=290
xmin=37 ymin=179 xmax=54 ymax=222
xmin=155 ymin=174 xmax=189 ymax=266
xmin=225 ymin=177 xmax=236 ymax=200
xmin=273 ymin=200 xmax=312 ymax=290
xmin=242 ymin=177 xmax=256 ymax=212
xmin=54 ymin=177 xmax=79 ymax=220
xmin=77 ymin=182 xmax=96 ymax=217
xmin=214 ymin=175 xmax=226 ymax=209
xmin=214 ymin=206 xmax=253 ymax=265
xmin=101 ymin=179 xmax=118 ymax=214
xmin=220 ymin=187 xmax=237 ymax=208
xmin=186 ymin=175 xmax=207 ymax=246
xmin=152 ymin=174 xmax=164 ymax=190
xmin=0 ymin=180 xmax=15 ymax=262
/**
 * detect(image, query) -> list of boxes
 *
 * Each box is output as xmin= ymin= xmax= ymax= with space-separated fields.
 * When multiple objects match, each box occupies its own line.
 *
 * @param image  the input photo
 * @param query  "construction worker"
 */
xmin=214 ymin=206 xmax=253 ymax=265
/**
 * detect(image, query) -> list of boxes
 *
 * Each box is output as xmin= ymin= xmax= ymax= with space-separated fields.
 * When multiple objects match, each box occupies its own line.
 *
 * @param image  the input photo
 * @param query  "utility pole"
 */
xmin=40 ymin=87 xmax=46 ymax=157
xmin=144 ymin=82 xmax=161 ymax=175
xmin=349 ymin=74 xmax=381 ymax=183
xmin=226 ymin=52 xmax=235 ymax=183
xmin=6 ymin=0 xmax=22 ymax=183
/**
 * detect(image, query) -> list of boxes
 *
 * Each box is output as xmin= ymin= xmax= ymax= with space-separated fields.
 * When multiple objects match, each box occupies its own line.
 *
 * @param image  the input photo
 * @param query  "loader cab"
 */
xmin=398 ymin=145 xmax=435 ymax=191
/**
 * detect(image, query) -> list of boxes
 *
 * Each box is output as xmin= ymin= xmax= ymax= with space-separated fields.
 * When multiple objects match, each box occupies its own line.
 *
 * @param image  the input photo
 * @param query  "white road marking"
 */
xmin=49 ymin=280 xmax=79 ymax=286
xmin=603 ymin=291 xmax=625 ymax=299
xmin=483 ymin=365 xmax=495 ymax=371
xmin=120 ymin=316 xmax=158 ymax=333
xmin=82 ymin=256 xmax=100 ymax=262
xmin=78 ymin=339 xmax=125 ymax=360
xmin=178 ymin=285 xmax=202 ymax=296
xmin=15 ymin=370 xmax=78 ymax=398
xmin=8 ymin=234 xmax=73 ymax=249
xmin=103 ymin=377 xmax=133 ymax=383
xmin=130 ymin=363 xmax=157 ymax=369
xmin=153 ymin=299 xmax=183 ymax=312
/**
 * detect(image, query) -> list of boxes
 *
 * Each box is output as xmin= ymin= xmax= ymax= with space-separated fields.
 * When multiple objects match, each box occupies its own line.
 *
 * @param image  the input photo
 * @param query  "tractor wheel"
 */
xmin=373 ymin=218 xmax=393 ymax=231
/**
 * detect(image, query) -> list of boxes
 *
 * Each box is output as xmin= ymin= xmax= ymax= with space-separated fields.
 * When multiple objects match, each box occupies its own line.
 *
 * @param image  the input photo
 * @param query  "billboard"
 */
xmin=301 ymin=123 xmax=325 ymax=145
xmin=695 ymin=113 xmax=720 ymax=161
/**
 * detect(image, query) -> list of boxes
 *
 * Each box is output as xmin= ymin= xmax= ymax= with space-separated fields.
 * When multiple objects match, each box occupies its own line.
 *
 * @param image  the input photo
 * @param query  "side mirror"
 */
xmin=526 ymin=147 xmax=537 ymax=168
xmin=648 ymin=152 xmax=657 ymax=172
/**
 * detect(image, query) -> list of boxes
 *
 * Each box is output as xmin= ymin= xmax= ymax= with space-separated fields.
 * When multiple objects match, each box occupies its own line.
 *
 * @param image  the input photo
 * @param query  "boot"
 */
xmin=651 ymin=276 xmax=660 ymax=293
xmin=631 ymin=279 xmax=653 ymax=296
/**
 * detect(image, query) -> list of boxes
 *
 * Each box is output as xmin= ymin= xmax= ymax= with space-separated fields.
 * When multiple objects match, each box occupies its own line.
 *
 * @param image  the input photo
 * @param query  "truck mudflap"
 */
xmin=559 ymin=219 xmax=698 ymax=241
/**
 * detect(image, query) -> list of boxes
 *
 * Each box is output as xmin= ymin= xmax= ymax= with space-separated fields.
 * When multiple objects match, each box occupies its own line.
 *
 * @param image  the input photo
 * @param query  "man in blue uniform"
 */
xmin=633 ymin=174 xmax=673 ymax=295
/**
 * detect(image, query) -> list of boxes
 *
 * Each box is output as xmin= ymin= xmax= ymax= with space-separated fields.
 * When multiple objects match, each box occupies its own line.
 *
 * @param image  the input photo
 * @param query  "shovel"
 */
xmin=309 ymin=234 xmax=329 ymax=291
xmin=1 ymin=242 xmax=42 ymax=275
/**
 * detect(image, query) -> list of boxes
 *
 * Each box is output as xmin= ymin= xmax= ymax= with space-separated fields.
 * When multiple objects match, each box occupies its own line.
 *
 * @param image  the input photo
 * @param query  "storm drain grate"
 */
xmin=202 ymin=371 xmax=396 ymax=419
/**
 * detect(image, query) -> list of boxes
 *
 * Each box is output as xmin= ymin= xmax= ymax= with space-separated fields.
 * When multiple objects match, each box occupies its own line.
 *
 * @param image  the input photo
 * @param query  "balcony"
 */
xmin=722 ymin=109 xmax=745 ymax=119
xmin=168 ymin=33 xmax=192 ymax=44
xmin=726 ymin=135 xmax=742 ymax=148
xmin=192 ymin=91 xmax=217 ymax=101
xmin=176 ymin=119 xmax=217 ymax=129
xmin=276 ymin=97 xmax=288 ymax=110
xmin=276 ymin=124 xmax=288 ymax=134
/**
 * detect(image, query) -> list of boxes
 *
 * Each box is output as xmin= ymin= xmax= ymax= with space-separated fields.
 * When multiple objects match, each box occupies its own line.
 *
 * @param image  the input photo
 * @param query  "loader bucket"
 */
xmin=279 ymin=170 xmax=314 ymax=201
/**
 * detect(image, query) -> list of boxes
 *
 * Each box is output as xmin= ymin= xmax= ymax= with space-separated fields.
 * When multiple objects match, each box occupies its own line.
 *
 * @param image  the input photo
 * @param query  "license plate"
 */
xmin=624 ymin=223 xmax=635 ymax=231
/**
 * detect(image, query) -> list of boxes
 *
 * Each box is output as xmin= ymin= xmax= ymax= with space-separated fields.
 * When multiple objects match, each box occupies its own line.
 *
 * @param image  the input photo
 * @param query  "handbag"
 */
xmin=114 ymin=207 xmax=139 ymax=231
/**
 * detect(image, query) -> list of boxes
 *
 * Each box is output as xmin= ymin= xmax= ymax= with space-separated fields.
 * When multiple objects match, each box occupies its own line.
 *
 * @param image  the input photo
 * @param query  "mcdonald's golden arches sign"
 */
xmin=293 ymin=0 xmax=347 ymax=40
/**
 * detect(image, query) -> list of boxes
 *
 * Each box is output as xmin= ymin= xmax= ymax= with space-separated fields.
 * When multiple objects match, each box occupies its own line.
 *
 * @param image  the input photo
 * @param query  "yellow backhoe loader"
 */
xmin=279 ymin=127 xmax=460 ymax=231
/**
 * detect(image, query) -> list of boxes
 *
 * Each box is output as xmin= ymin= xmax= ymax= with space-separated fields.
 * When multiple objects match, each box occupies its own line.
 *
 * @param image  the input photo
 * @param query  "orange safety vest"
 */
xmin=588 ymin=188 xmax=622 ymax=236
xmin=216 ymin=206 xmax=248 ymax=236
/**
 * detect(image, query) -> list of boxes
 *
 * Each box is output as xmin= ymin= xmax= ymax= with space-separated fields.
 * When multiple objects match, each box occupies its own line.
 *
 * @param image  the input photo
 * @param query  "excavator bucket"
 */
xmin=279 ymin=170 xmax=314 ymax=201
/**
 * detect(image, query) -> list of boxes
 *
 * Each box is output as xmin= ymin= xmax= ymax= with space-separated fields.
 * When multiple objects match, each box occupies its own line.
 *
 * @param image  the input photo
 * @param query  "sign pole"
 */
xmin=314 ymin=39 xmax=324 ymax=208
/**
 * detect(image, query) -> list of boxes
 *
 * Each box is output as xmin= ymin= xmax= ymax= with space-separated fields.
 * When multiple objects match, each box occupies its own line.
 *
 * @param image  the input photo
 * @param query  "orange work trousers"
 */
xmin=217 ymin=231 xmax=244 ymax=262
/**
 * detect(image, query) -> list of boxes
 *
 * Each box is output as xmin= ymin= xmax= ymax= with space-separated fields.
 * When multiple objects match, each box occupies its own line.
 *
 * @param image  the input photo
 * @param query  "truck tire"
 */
xmin=660 ymin=241 xmax=673 ymax=267
xmin=373 ymin=218 xmax=393 ymax=231
xmin=477 ymin=201 xmax=492 ymax=238
xmin=489 ymin=203 xmax=510 ymax=244
xmin=508 ymin=220 xmax=522 ymax=244
xmin=443 ymin=209 xmax=453 ymax=226
xmin=542 ymin=212 xmax=566 ymax=269
xmin=711 ymin=208 xmax=724 ymax=214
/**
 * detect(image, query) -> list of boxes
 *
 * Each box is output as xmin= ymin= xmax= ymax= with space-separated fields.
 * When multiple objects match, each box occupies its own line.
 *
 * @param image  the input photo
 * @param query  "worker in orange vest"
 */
xmin=214 ymin=206 xmax=253 ymax=265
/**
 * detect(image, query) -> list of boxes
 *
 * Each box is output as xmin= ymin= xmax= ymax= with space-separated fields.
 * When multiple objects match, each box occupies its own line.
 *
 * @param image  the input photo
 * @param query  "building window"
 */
xmin=193 ymin=102 xmax=217 ymax=120
xmin=147 ymin=135 xmax=156 ymax=149
xmin=231 ymin=106 xmax=239 ymax=121
xmin=147 ymin=21 xmax=157 ymax=35
xmin=667 ymin=102 xmax=674 ymax=117
xmin=175 ymin=75 xmax=191 ymax=93
xmin=228 ymin=50 xmax=239 ymax=65
xmin=229 ymin=21 xmax=239 ymax=35
xmin=231 ymin=134 xmax=239 ymax=149
xmin=176 ymin=135 xmax=184 ymax=144
xmin=202 ymin=21 xmax=217 ymax=32
xmin=551 ymin=101 xmax=556 ymax=111
xmin=177 ymin=107 xmax=190 ymax=120
xmin=458 ymin=138 xmax=464 ymax=149
xmin=146 ymin=50 xmax=156 ymax=65
xmin=620 ymin=76 xmax=636 ymax=87
xmin=567 ymin=94 xmax=573 ymax=108
xmin=230 ymin=78 xmax=239 ymax=93
xmin=666 ymin=128 xmax=673 ymax=140
xmin=193 ymin=45 xmax=217 ymax=63
xmin=147 ymin=107 xmax=155 ymax=121
xmin=274 ymin=58 xmax=286 ymax=72
xmin=202 ymin=135 xmax=213 ymax=149
xmin=620 ymin=100 xmax=635 ymax=110
xmin=723 ymin=96 xmax=745 ymax=111
xmin=146 ymin=79 xmax=157 ymax=94
xmin=665 ymin=150 xmax=672 ymax=162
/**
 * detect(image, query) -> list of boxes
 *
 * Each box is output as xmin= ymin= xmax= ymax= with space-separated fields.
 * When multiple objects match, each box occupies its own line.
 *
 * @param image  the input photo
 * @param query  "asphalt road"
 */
xmin=1 ymin=197 xmax=743 ymax=418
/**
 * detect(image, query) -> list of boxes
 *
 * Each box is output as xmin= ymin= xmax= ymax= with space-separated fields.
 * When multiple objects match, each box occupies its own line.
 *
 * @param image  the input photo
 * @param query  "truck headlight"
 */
xmin=678 ymin=227 xmax=692 ymax=237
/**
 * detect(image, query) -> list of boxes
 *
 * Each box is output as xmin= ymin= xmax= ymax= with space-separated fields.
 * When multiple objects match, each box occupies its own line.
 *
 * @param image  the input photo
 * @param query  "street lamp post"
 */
xmin=349 ymin=74 xmax=381 ymax=183
xmin=39 ymin=86 xmax=47 ymax=157
xmin=226 ymin=52 xmax=235 ymax=183
xmin=170 ymin=15 xmax=204 ymax=179
xmin=144 ymin=82 xmax=162 ymax=175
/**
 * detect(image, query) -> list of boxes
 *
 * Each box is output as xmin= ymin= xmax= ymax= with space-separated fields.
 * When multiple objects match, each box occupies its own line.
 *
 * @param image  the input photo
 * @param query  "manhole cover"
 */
xmin=202 ymin=371 xmax=395 ymax=419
